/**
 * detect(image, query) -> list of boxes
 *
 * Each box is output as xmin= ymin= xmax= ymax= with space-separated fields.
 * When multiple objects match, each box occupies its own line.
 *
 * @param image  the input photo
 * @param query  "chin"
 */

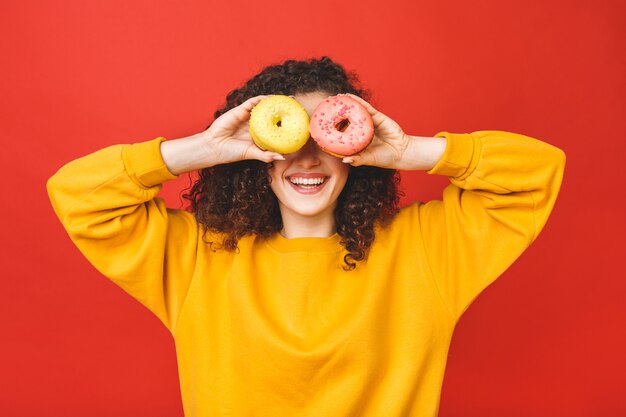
xmin=283 ymin=200 xmax=336 ymax=218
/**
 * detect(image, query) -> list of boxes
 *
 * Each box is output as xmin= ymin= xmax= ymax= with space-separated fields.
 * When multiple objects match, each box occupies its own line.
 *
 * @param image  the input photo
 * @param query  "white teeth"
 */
xmin=288 ymin=177 xmax=326 ymax=185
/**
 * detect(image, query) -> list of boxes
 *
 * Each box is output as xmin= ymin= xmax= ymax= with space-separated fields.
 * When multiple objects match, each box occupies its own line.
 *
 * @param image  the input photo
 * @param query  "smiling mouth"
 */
xmin=286 ymin=176 xmax=329 ymax=193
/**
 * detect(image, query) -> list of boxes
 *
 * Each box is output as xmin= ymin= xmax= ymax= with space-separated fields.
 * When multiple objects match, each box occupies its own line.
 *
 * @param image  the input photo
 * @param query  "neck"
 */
xmin=279 ymin=206 xmax=337 ymax=238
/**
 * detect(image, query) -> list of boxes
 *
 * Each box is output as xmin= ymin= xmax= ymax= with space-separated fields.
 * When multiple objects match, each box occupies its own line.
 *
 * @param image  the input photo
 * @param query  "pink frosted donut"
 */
xmin=310 ymin=94 xmax=374 ymax=157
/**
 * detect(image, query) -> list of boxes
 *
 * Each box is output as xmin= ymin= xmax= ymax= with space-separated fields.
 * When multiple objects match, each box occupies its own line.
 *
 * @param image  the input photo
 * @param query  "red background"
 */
xmin=1 ymin=0 xmax=624 ymax=416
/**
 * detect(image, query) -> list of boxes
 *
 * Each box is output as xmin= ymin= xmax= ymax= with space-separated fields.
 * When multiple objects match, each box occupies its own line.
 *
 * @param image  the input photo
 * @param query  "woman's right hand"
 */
xmin=202 ymin=95 xmax=285 ymax=165
xmin=162 ymin=95 xmax=285 ymax=175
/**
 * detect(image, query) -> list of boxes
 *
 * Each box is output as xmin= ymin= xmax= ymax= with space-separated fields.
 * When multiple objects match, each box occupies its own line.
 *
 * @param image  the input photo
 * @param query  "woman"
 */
xmin=47 ymin=56 xmax=566 ymax=416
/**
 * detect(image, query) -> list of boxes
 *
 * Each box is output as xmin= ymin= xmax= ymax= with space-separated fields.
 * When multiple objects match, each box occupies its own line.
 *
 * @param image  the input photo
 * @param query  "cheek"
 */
xmin=267 ymin=162 xmax=283 ymax=184
xmin=334 ymin=162 xmax=351 ymax=185
xmin=336 ymin=174 xmax=349 ymax=193
xmin=267 ymin=164 xmax=286 ymax=198
xmin=331 ymin=168 xmax=350 ymax=198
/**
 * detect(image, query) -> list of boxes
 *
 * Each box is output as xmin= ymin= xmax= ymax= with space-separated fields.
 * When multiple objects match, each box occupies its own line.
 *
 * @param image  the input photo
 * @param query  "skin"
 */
xmin=160 ymin=90 xmax=447 ymax=238
xmin=268 ymin=92 xmax=350 ymax=238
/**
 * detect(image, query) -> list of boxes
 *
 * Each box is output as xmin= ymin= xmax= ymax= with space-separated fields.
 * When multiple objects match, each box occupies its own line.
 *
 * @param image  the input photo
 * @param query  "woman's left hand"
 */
xmin=340 ymin=93 xmax=409 ymax=169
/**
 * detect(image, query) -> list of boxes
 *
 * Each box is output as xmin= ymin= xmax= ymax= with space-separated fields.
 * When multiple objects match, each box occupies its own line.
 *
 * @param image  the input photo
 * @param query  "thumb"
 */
xmin=244 ymin=143 xmax=285 ymax=163
xmin=342 ymin=150 xmax=373 ymax=167
xmin=343 ymin=93 xmax=387 ymax=128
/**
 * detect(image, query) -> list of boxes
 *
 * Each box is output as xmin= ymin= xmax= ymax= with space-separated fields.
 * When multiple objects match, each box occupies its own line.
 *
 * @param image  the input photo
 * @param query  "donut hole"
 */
xmin=334 ymin=118 xmax=350 ymax=132
xmin=272 ymin=114 xmax=283 ymax=128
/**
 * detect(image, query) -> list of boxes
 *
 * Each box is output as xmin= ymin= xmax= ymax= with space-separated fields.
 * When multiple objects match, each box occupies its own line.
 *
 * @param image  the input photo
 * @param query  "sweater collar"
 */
xmin=263 ymin=232 xmax=342 ymax=253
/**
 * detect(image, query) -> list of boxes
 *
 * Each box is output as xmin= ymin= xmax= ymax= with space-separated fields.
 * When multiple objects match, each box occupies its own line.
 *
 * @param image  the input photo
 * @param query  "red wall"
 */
xmin=1 ymin=0 xmax=624 ymax=415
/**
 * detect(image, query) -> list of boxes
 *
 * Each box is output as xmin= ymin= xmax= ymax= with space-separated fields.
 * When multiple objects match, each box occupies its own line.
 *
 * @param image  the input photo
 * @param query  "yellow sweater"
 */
xmin=47 ymin=130 xmax=565 ymax=416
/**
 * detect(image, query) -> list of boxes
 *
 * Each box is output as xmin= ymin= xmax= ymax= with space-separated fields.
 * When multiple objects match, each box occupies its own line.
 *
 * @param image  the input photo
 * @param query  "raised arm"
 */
xmin=47 ymin=95 xmax=280 ymax=332
xmin=418 ymin=130 xmax=566 ymax=322
xmin=47 ymin=138 xmax=198 ymax=332
xmin=340 ymin=94 xmax=566 ymax=323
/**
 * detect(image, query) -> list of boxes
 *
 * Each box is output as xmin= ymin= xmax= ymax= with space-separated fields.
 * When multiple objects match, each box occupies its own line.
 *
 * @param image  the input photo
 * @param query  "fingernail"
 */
xmin=342 ymin=157 xmax=354 ymax=164
xmin=272 ymin=155 xmax=285 ymax=160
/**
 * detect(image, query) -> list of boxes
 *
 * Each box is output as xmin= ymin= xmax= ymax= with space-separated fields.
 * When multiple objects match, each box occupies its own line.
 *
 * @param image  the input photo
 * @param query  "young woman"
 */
xmin=47 ymin=56 xmax=566 ymax=416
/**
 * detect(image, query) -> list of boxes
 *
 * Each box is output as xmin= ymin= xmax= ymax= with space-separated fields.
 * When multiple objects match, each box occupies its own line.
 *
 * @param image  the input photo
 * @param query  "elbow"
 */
xmin=46 ymin=172 xmax=60 ymax=198
xmin=554 ymin=146 xmax=567 ymax=173
xmin=46 ymin=169 xmax=76 ymax=225
xmin=541 ymin=142 xmax=567 ymax=189
xmin=551 ymin=146 xmax=567 ymax=188
xmin=529 ymin=146 xmax=566 ymax=242
xmin=546 ymin=139 xmax=566 ymax=169
xmin=46 ymin=173 xmax=63 ymax=217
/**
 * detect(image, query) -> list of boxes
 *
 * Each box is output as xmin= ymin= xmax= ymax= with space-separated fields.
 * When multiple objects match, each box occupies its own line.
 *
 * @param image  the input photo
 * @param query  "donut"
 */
xmin=249 ymin=95 xmax=310 ymax=154
xmin=309 ymin=94 xmax=374 ymax=157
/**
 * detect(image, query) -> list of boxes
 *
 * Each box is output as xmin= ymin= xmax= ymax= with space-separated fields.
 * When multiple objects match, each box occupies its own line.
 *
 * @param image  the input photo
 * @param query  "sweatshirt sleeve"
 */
xmin=418 ymin=130 xmax=566 ymax=322
xmin=46 ymin=137 xmax=200 ymax=333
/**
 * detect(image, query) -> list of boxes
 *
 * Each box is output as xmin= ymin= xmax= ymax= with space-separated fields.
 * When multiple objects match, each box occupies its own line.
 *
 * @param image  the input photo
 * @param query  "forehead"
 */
xmin=293 ymin=91 xmax=333 ymax=116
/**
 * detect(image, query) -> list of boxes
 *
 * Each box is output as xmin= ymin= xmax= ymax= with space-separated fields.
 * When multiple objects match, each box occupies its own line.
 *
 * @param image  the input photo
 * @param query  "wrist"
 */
xmin=160 ymin=132 xmax=216 ymax=175
xmin=399 ymin=135 xmax=447 ymax=171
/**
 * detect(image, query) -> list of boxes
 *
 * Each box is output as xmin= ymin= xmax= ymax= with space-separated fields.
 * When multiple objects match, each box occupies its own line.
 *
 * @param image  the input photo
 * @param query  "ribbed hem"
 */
xmin=426 ymin=131 xmax=481 ymax=180
xmin=122 ymin=137 xmax=179 ymax=188
xmin=264 ymin=232 xmax=343 ymax=253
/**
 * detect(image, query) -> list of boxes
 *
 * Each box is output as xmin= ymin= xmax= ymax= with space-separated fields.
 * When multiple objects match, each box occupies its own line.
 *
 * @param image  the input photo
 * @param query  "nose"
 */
xmin=292 ymin=138 xmax=321 ymax=168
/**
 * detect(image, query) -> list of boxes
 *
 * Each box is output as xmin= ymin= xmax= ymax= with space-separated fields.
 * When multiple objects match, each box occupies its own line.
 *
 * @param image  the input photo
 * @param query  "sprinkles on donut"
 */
xmin=309 ymin=94 xmax=374 ymax=157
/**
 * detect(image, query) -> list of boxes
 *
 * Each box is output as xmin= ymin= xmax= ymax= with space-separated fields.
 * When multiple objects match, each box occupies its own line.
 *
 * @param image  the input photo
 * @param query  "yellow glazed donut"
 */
xmin=249 ymin=95 xmax=310 ymax=154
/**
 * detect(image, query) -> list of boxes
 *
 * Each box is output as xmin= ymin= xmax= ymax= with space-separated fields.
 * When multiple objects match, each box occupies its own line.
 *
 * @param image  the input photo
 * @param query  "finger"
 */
xmin=240 ymin=95 xmax=271 ymax=111
xmin=343 ymin=143 xmax=388 ymax=167
xmin=342 ymin=93 xmax=387 ymax=127
xmin=244 ymin=144 xmax=285 ymax=163
xmin=342 ymin=153 xmax=368 ymax=167
xmin=227 ymin=95 xmax=271 ymax=124
xmin=342 ymin=93 xmax=377 ymax=112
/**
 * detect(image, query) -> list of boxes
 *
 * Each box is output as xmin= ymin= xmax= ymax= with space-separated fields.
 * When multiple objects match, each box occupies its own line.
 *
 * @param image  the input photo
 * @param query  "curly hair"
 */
xmin=183 ymin=56 xmax=402 ymax=270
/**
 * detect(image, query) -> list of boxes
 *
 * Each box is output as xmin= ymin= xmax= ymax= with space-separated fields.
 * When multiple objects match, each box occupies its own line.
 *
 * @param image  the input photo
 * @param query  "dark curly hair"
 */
xmin=183 ymin=56 xmax=402 ymax=270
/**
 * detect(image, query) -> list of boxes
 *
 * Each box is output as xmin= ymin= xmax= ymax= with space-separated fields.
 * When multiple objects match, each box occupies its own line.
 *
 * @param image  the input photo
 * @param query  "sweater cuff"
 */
xmin=122 ymin=137 xmax=179 ymax=188
xmin=426 ymin=131 xmax=481 ymax=180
